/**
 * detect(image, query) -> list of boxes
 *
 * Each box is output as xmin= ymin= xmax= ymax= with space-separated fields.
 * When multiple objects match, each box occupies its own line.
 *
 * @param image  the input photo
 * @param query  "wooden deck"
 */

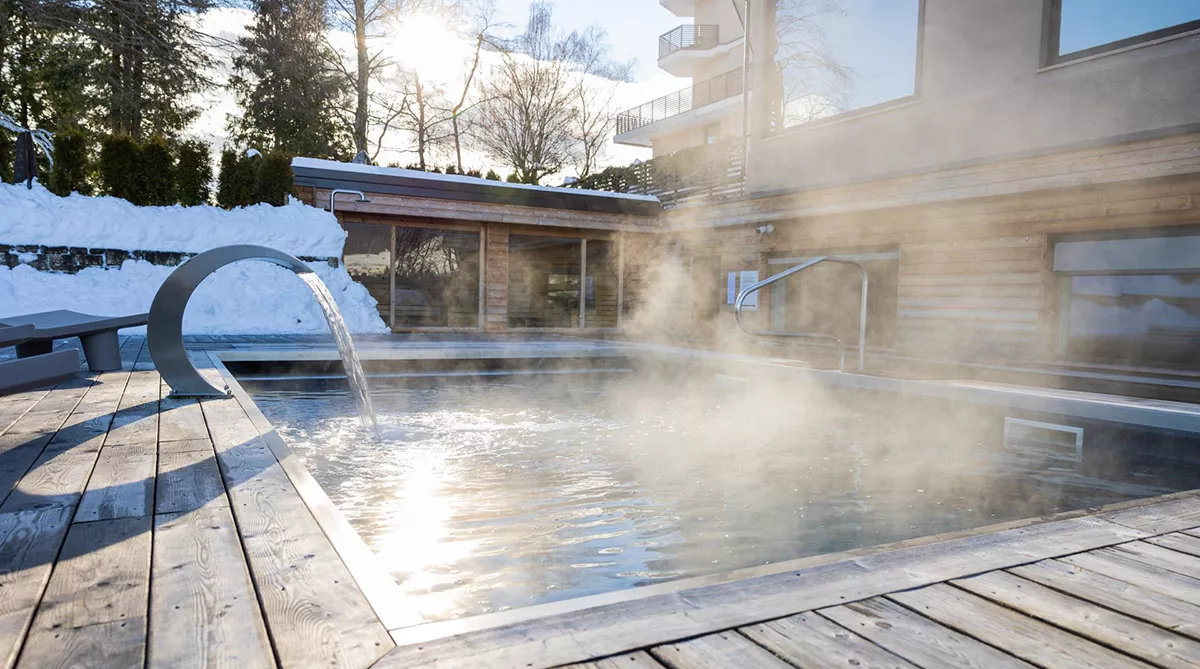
xmin=3 ymin=335 xmax=1200 ymax=668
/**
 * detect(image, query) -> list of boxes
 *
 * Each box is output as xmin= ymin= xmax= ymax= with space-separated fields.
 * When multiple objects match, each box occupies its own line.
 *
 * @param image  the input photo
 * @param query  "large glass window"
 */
xmin=1055 ymin=233 xmax=1200 ymax=369
xmin=1048 ymin=0 xmax=1200 ymax=64
xmin=392 ymin=226 xmax=481 ymax=328
xmin=508 ymin=235 xmax=583 ymax=328
xmin=1061 ymin=274 xmax=1200 ymax=368
xmin=342 ymin=222 xmax=392 ymax=324
xmin=772 ymin=0 xmax=921 ymax=130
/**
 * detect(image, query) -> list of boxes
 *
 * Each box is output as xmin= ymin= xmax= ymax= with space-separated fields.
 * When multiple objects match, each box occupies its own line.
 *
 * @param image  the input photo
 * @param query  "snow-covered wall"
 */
xmin=0 ymin=184 xmax=389 ymax=335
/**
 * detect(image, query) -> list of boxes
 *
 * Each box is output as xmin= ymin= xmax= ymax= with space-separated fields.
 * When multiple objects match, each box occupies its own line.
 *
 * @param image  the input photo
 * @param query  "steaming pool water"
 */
xmin=235 ymin=356 xmax=1200 ymax=624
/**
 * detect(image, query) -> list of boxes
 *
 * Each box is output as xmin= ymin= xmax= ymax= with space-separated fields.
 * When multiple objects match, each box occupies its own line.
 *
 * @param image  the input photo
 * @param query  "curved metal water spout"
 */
xmin=149 ymin=245 xmax=318 ymax=397
xmin=734 ymin=256 xmax=869 ymax=372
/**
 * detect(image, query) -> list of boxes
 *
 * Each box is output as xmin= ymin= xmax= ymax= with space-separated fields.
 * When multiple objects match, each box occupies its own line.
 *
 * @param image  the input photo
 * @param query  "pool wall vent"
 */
xmin=1003 ymin=417 xmax=1084 ymax=470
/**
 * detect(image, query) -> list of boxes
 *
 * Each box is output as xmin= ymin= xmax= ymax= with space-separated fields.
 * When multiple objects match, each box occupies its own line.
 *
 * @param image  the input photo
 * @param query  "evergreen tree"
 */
xmin=228 ymin=0 xmax=350 ymax=159
xmin=217 ymin=149 xmax=256 ymax=208
xmin=176 ymin=140 xmax=212 ymax=206
xmin=49 ymin=129 xmax=92 ymax=196
xmin=134 ymin=136 xmax=176 ymax=206
xmin=85 ymin=0 xmax=214 ymax=139
xmin=253 ymin=152 xmax=293 ymax=206
xmin=99 ymin=134 xmax=139 ymax=201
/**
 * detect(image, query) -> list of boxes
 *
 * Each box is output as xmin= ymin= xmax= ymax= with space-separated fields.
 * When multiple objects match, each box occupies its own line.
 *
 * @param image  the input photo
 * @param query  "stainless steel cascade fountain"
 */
xmin=147 ymin=245 xmax=378 ymax=430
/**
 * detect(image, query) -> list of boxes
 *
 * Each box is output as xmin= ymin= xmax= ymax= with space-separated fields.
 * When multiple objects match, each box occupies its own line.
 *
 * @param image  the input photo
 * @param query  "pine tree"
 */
xmin=86 ymin=0 xmax=213 ymax=139
xmin=176 ymin=140 xmax=212 ymax=206
xmin=228 ymin=0 xmax=350 ymax=159
xmin=49 ymin=128 xmax=92 ymax=196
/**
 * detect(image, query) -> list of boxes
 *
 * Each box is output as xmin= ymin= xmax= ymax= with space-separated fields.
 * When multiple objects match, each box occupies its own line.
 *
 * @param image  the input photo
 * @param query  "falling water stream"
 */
xmin=297 ymin=273 xmax=379 ymax=431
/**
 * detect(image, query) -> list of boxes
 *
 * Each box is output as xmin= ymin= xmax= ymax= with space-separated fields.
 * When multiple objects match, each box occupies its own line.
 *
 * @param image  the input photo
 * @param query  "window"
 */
xmin=342 ymin=223 xmax=392 ymax=324
xmin=392 ymin=226 xmax=481 ymax=328
xmin=1045 ymin=0 xmax=1200 ymax=65
xmin=771 ymin=0 xmax=922 ymax=130
xmin=1054 ymin=234 xmax=1200 ymax=369
xmin=508 ymin=234 xmax=620 ymax=329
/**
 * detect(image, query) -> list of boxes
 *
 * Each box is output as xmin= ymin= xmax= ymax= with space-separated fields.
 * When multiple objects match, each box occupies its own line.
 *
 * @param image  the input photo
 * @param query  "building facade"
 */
xmin=661 ymin=0 xmax=1200 ymax=373
xmin=292 ymin=159 xmax=662 ymax=334
xmin=613 ymin=0 xmax=748 ymax=154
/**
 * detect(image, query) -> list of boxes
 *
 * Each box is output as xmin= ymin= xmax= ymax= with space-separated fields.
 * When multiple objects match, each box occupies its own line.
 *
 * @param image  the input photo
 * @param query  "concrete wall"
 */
xmin=747 ymin=0 xmax=1200 ymax=194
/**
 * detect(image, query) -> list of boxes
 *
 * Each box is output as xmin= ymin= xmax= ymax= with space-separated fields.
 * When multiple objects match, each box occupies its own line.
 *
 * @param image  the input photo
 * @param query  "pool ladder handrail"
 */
xmin=734 ymin=256 xmax=869 ymax=372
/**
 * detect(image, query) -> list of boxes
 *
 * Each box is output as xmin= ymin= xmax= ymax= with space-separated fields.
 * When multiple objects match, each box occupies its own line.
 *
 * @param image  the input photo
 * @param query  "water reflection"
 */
xmin=247 ymin=373 xmax=1193 ymax=624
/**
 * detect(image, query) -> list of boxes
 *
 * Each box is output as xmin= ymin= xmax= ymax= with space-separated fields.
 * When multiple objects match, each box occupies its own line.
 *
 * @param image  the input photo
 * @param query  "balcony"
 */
xmin=614 ymin=68 xmax=744 ymax=146
xmin=659 ymin=25 xmax=726 ymax=76
xmin=659 ymin=25 xmax=719 ymax=59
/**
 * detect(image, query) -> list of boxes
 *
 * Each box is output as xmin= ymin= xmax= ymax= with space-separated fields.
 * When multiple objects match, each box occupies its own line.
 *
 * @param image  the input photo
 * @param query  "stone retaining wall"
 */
xmin=0 ymin=244 xmax=339 ymax=273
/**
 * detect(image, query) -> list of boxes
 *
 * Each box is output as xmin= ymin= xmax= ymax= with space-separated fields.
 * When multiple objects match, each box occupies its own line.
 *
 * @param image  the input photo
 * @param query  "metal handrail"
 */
xmin=615 ymin=67 xmax=744 ymax=135
xmin=659 ymin=24 xmax=720 ymax=59
xmin=734 ymin=256 xmax=869 ymax=371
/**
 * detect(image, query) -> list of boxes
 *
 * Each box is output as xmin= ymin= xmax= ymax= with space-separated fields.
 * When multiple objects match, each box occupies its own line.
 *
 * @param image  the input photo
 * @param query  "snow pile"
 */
xmin=0 ymin=185 xmax=389 ymax=335
xmin=0 ymin=183 xmax=346 ymax=257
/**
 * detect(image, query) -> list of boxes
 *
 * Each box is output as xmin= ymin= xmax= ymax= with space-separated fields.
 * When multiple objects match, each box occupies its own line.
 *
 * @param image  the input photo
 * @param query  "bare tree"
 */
xmin=439 ymin=0 xmax=497 ymax=173
xmin=396 ymin=68 xmax=453 ymax=169
xmin=565 ymin=26 xmax=632 ymax=179
xmin=326 ymin=0 xmax=431 ymax=159
xmin=771 ymin=0 xmax=852 ymax=127
xmin=475 ymin=1 xmax=630 ymax=184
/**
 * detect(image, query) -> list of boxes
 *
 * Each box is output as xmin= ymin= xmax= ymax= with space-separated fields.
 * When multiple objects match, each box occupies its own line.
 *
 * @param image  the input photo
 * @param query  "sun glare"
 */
xmin=388 ymin=11 xmax=471 ymax=85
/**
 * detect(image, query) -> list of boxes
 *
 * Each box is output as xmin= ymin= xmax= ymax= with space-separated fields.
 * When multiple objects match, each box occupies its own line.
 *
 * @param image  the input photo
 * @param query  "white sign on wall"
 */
xmin=739 ymin=270 xmax=759 ymax=310
xmin=726 ymin=272 xmax=738 ymax=304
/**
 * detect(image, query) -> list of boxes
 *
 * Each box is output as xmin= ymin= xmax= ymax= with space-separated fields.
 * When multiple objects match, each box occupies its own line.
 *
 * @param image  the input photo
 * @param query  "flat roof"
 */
xmin=292 ymin=158 xmax=663 ymax=217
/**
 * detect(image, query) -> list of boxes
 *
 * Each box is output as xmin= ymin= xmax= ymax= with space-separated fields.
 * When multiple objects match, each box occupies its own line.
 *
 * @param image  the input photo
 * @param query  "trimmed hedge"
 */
xmin=99 ymin=135 xmax=139 ymax=201
xmin=254 ymin=152 xmax=293 ymax=206
xmin=0 ymin=133 xmax=13 ymax=184
xmin=49 ymin=129 xmax=92 ymax=196
xmin=135 ymin=137 xmax=176 ymax=206
xmin=217 ymin=149 xmax=255 ymax=208
xmin=176 ymin=140 xmax=212 ymax=206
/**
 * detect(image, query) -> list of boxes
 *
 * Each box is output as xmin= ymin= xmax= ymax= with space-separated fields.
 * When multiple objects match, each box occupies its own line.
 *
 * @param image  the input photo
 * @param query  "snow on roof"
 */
xmin=291 ymin=157 xmax=661 ymax=204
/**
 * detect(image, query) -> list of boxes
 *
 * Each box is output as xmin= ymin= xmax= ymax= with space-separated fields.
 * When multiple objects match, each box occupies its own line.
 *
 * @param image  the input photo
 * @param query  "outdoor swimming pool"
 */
xmin=234 ymin=355 xmax=1200 ymax=624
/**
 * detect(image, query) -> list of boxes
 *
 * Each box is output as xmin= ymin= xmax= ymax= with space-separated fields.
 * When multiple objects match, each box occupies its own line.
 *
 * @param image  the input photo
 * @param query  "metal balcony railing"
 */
xmin=615 ymin=67 xmax=744 ymax=135
xmin=658 ymin=24 xmax=720 ymax=59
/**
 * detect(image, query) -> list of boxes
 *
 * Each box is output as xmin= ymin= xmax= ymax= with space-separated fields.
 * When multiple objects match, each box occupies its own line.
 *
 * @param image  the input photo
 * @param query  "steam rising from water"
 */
xmin=247 ymin=364 xmax=1190 ymax=624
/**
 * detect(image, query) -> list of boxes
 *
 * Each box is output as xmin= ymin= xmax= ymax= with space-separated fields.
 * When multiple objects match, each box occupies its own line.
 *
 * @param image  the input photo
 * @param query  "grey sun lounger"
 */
xmin=0 ymin=310 xmax=147 ymax=372
xmin=0 ymin=325 xmax=81 ymax=395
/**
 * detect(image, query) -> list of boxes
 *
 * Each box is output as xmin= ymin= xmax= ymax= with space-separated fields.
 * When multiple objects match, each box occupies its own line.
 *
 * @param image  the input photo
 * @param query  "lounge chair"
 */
xmin=0 ymin=310 xmax=147 ymax=372
xmin=0 ymin=325 xmax=80 ymax=395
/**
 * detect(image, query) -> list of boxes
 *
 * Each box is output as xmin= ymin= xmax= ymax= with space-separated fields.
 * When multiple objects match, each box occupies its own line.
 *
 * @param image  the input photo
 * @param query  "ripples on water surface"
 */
xmin=243 ymin=369 xmax=1197 ymax=623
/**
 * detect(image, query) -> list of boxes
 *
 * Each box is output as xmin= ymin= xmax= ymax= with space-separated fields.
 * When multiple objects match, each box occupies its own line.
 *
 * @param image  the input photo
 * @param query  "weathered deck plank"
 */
xmin=17 ymin=516 xmax=152 ymax=669
xmin=740 ymin=612 xmax=918 ymax=669
xmin=890 ymin=584 xmax=1157 ymax=669
xmin=1144 ymin=532 xmax=1200 ymax=558
xmin=955 ymin=570 xmax=1200 ymax=668
xmin=202 ymin=396 xmax=393 ymax=668
xmin=649 ymin=631 xmax=794 ymax=669
xmin=1109 ymin=541 xmax=1200 ymax=579
xmin=75 ymin=442 xmax=156 ymax=522
xmin=1060 ymin=550 xmax=1200 ymax=606
xmin=0 ymin=507 xmax=74 ymax=669
xmin=1011 ymin=559 xmax=1200 ymax=639
xmin=148 ymin=506 xmax=274 ymax=669
xmin=155 ymin=448 xmax=227 ymax=515
xmin=561 ymin=651 xmax=668 ymax=669
xmin=819 ymin=597 xmax=1035 ymax=669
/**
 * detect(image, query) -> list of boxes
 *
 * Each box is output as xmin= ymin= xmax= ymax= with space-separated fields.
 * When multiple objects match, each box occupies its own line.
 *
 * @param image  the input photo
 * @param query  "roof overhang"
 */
xmin=291 ymin=158 xmax=663 ymax=218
